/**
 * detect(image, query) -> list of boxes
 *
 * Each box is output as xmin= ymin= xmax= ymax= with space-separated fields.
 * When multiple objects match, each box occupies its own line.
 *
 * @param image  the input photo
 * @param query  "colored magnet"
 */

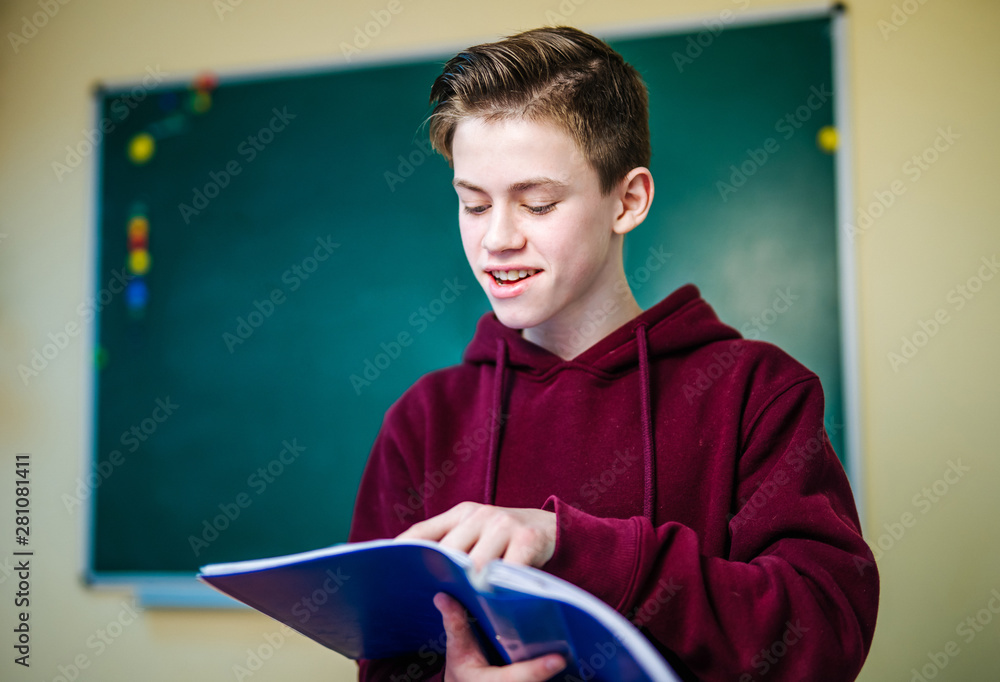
xmin=128 ymin=232 xmax=148 ymax=250
xmin=128 ymin=133 xmax=156 ymax=164
xmin=128 ymin=216 xmax=149 ymax=244
xmin=95 ymin=346 xmax=109 ymax=370
xmin=128 ymin=248 xmax=151 ymax=276
xmin=128 ymin=200 xmax=149 ymax=219
xmin=817 ymin=125 xmax=838 ymax=154
xmin=190 ymin=90 xmax=212 ymax=114
xmin=193 ymin=72 xmax=218 ymax=92
xmin=159 ymin=91 xmax=180 ymax=112
xmin=126 ymin=279 xmax=149 ymax=309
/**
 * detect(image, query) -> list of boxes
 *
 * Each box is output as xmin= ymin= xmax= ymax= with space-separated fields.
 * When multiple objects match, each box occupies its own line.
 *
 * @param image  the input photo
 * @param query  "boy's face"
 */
xmin=451 ymin=116 xmax=626 ymax=333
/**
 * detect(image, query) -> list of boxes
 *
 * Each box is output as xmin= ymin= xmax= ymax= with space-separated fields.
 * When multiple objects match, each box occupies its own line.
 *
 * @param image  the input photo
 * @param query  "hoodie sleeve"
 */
xmin=348 ymin=412 xmax=422 ymax=544
xmin=539 ymin=376 xmax=879 ymax=682
xmin=348 ymin=407 xmax=448 ymax=682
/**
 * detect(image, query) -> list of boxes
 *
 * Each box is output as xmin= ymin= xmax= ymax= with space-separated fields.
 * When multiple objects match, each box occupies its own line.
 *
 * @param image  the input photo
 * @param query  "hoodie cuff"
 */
xmin=540 ymin=495 xmax=642 ymax=613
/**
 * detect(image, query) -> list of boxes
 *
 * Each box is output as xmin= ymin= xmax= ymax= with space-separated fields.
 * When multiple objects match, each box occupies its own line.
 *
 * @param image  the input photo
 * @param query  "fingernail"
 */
xmin=546 ymin=656 xmax=566 ymax=672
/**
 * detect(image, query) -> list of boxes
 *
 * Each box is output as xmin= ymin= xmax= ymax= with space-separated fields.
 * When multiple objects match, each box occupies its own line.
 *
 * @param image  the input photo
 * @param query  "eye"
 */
xmin=463 ymin=204 xmax=490 ymax=215
xmin=527 ymin=203 xmax=557 ymax=215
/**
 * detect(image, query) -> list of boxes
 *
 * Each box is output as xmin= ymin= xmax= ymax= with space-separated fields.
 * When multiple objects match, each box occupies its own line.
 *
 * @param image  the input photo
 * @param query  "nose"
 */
xmin=482 ymin=204 xmax=526 ymax=253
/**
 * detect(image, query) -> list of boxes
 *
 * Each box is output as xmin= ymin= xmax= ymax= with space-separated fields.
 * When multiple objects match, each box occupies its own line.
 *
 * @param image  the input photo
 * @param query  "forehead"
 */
xmin=451 ymin=116 xmax=594 ymax=189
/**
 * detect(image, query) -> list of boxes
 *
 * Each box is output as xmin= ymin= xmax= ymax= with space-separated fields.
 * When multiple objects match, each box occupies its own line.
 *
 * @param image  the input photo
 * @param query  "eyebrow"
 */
xmin=452 ymin=177 xmax=570 ymax=194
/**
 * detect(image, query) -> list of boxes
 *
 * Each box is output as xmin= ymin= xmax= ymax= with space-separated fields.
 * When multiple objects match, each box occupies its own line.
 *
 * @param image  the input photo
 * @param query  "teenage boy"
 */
xmin=349 ymin=25 xmax=878 ymax=682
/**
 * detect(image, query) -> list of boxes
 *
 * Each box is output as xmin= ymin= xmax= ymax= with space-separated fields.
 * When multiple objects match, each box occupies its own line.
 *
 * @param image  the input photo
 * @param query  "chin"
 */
xmin=489 ymin=303 xmax=546 ymax=331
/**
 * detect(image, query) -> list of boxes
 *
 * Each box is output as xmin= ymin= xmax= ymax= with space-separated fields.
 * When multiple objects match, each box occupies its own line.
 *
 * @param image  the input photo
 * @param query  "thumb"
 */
xmin=433 ymin=592 xmax=489 ymax=671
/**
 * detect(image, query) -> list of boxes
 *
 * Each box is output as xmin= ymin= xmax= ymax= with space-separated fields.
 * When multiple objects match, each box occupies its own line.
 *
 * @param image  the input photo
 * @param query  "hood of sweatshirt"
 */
xmin=461 ymin=283 xmax=741 ymax=521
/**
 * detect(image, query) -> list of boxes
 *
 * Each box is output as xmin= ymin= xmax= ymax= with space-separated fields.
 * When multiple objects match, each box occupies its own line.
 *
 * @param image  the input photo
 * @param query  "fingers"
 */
xmin=399 ymin=505 xmax=557 ymax=573
xmin=396 ymin=513 xmax=449 ymax=542
xmin=499 ymin=654 xmax=568 ymax=682
xmin=465 ymin=524 xmax=511 ymax=572
xmin=398 ymin=503 xmax=511 ymax=573
xmin=441 ymin=505 xmax=510 ymax=559
xmin=494 ymin=510 xmax=556 ymax=568
xmin=434 ymin=592 xmax=567 ymax=682
xmin=433 ymin=592 xmax=488 ymax=670
xmin=397 ymin=502 xmax=480 ymax=542
xmin=500 ymin=526 xmax=552 ymax=568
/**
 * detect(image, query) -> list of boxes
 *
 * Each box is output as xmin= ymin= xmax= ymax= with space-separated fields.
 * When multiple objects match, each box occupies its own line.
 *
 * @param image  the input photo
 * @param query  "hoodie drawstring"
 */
xmin=635 ymin=323 xmax=657 ymax=522
xmin=483 ymin=330 xmax=656 ymax=522
xmin=484 ymin=338 xmax=507 ymax=506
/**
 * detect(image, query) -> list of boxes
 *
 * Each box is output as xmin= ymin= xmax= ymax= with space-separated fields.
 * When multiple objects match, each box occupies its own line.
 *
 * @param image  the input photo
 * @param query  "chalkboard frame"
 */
xmin=81 ymin=4 xmax=861 ymax=607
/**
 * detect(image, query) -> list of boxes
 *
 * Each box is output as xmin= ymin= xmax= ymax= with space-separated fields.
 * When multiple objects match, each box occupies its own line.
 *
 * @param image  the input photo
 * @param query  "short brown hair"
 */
xmin=427 ymin=26 xmax=651 ymax=195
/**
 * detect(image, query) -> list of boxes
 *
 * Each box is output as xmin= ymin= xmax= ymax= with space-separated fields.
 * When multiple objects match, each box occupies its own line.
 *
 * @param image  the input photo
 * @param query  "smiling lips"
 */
xmin=485 ymin=268 xmax=542 ymax=299
xmin=489 ymin=268 xmax=540 ymax=284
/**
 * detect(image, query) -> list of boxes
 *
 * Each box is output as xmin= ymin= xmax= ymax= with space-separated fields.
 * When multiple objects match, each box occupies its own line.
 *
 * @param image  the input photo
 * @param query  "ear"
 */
xmin=612 ymin=167 xmax=654 ymax=236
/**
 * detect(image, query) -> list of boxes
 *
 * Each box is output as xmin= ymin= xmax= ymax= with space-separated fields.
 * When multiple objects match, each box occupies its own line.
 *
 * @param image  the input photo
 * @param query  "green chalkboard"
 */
xmin=89 ymin=16 xmax=842 ymax=583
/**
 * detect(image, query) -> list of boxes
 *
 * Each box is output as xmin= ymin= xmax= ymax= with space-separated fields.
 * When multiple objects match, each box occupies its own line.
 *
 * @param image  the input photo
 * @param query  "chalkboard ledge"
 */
xmin=86 ymin=573 xmax=249 ymax=609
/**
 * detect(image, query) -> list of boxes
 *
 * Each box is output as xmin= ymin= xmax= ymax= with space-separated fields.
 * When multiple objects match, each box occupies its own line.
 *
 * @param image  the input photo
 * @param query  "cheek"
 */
xmin=458 ymin=222 xmax=479 ymax=256
xmin=539 ymin=240 xmax=589 ymax=289
xmin=548 ymin=215 xmax=610 ymax=280
xmin=460 ymin=227 xmax=489 ymax=278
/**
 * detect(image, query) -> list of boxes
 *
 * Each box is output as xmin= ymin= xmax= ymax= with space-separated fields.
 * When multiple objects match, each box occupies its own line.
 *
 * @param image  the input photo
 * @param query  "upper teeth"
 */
xmin=491 ymin=269 xmax=538 ymax=282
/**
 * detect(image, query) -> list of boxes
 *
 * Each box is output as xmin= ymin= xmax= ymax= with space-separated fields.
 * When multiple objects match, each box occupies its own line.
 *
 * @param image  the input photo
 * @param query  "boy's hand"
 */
xmin=397 ymin=502 xmax=557 ymax=571
xmin=433 ymin=592 xmax=567 ymax=682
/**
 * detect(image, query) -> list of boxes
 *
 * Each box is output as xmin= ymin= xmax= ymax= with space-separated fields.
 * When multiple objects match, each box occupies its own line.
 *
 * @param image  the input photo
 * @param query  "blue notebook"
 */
xmin=198 ymin=539 xmax=679 ymax=681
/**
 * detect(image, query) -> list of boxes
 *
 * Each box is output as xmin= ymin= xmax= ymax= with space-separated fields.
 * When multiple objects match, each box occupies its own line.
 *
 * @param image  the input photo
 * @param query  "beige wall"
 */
xmin=1 ymin=0 xmax=997 ymax=680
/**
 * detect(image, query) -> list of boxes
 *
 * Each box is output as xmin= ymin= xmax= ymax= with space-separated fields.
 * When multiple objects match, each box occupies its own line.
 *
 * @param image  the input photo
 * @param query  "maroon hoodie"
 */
xmin=348 ymin=284 xmax=878 ymax=681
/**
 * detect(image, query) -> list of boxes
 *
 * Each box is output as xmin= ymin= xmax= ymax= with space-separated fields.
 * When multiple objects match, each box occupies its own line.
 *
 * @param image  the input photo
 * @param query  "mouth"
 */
xmin=487 ymin=269 xmax=541 ymax=286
